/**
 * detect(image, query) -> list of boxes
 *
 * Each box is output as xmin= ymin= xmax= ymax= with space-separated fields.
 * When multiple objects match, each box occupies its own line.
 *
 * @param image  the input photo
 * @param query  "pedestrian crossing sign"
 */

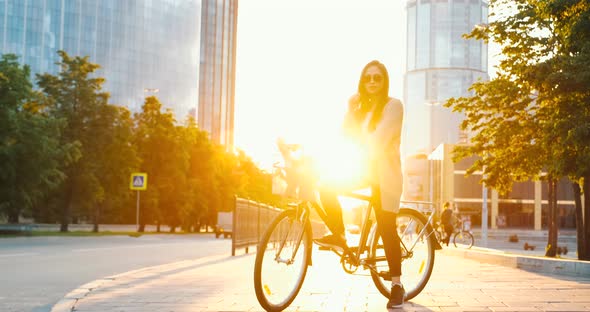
xmin=130 ymin=173 xmax=148 ymax=191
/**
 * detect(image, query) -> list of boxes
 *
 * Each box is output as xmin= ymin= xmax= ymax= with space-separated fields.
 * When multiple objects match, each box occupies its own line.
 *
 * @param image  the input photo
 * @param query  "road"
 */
xmin=0 ymin=234 xmax=231 ymax=312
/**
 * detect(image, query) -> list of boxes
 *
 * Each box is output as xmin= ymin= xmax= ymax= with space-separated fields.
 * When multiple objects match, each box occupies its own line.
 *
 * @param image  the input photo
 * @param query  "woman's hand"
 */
xmin=348 ymin=93 xmax=361 ymax=111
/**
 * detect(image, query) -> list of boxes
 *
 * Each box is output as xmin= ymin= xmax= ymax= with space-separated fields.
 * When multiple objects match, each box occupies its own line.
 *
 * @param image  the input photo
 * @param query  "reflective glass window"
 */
xmin=416 ymin=2 xmax=430 ymax=69
xmin=407 ymin=4 xmax=416 ymax=70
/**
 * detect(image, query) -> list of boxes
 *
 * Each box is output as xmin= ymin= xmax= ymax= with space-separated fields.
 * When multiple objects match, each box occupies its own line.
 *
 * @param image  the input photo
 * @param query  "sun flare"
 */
xmin=308 ymin=135 xmax=368 ymax=189
xmin=277 ymin=130 xmax=370 ymax=194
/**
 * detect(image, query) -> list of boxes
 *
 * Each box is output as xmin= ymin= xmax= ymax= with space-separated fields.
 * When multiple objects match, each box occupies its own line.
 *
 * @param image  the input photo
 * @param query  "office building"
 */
xmin=1 ymin=0 xmax=239 ymax=147
xmin=404 ymin=0 xmax=489 ymax=156
xmin=198 ymin=0 xmax=238 ymax=147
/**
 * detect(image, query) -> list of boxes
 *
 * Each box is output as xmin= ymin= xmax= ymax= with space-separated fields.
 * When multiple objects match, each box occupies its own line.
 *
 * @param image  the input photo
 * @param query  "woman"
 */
xmin=313 ymin=60 xmax=405 ymax=309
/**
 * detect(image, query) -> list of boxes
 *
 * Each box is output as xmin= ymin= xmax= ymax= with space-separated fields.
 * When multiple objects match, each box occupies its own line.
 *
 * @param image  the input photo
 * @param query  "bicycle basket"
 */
xmin=271 ymin=168 xmax=288 ymax=196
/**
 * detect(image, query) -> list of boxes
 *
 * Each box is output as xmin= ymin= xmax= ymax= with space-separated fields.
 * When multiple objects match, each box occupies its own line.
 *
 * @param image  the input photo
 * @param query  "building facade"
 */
xmin=0 ymin=0 xmax=201 ymax=118
xmin=198 ymin=0 xmax=238 ymax=147
xmin=403 ymin=0 xmax=489 ymax=157
xmin=405 ymin=144 xmax=577 ymax=230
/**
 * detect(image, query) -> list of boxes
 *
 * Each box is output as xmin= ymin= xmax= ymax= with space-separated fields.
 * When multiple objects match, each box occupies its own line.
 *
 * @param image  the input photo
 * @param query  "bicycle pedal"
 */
xmin=317 ymin=245 xmax=346 ymax=253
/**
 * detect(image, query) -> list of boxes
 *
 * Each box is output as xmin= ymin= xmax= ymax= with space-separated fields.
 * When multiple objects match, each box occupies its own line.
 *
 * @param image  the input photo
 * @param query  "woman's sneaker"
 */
xmin=313 ymin=234 xmax=347 ymax=251
xmin=387 ymin=284 xmax=405 ymax=309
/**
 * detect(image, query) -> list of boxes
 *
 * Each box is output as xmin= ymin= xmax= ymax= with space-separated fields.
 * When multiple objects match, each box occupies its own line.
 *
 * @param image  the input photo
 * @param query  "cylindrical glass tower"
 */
xmin=403 ymin=0 xmax=489 ymax=156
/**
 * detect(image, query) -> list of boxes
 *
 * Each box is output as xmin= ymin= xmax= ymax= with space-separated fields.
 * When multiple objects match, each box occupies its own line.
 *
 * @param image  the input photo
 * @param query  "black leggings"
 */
xmin=318 ymin=185 xmax=401 ymax=277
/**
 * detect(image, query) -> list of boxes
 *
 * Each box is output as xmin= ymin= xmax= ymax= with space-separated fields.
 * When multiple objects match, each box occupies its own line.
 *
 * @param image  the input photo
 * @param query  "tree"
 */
xmin=183 ymin=118 xmax=220 ymax=232
xmin=446 ymin=0 xmax=590 ymax=258
xmin=180 ymin=117 xmax=214 ymax=232
xmin=133 ymin=96 xmax=180 ymax=232
xmin=87 ymin=105 xmax=138 ymax=231
xmin=0 ymin=54 xmax=73 ymax=223
xmin=37 ymin=51 xmax=111 ymax=232
xmin=234 ymin=149 xmax=281 ymax=207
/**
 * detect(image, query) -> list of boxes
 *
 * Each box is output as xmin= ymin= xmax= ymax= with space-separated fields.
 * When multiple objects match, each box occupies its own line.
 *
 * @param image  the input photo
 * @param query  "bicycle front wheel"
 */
xmin=253 ymin=209 xmax=312 ymax=312
xmin=453 ymin=231 xmax=474 ymax=249
xmin=369 ymin=208 xmax=436 ymax=301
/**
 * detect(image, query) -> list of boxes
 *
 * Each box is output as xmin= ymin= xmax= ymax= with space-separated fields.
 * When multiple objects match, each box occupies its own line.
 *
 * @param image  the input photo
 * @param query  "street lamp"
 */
xmin=425 ymin=101 xmax=440 ymax=208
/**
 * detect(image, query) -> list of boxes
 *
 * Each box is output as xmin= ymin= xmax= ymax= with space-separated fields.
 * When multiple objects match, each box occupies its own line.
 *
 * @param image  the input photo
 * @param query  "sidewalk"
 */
xmin=52 ymin=245 xmax=590 ymax=312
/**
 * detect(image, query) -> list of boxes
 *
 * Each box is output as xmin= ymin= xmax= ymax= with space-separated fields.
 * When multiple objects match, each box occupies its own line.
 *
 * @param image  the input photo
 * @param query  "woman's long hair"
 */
xmin=356 ymin=60 xmax=390 ymax=131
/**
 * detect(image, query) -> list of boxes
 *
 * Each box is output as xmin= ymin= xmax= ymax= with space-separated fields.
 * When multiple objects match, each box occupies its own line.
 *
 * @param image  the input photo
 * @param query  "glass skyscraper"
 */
xmin=404 ymin=0 xmax=489 ymax=156
xmin=198 ymin=0 xmax=238 ymax=147
xmin=0 ymin=0 xmax=201 ymax=118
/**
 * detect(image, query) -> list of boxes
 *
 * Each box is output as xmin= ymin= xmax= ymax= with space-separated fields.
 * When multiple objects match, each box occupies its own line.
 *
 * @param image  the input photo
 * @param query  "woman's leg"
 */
xmin=372 ymin=186 xmax=401 ymax=278
xmin=444 ymin=224 xmax=453 ymax=246
xmin=317 ymin=189 xmax=346 ymax=236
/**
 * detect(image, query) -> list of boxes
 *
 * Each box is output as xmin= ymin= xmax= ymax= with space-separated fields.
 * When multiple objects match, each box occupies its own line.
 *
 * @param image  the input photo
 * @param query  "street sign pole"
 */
xmin=136 ymin=190 xmax=140 ymax=231
xmin=482 ymin=183 xmax=488 ymax=247
xmin=130 ymin=173 xmax=147 ymax=232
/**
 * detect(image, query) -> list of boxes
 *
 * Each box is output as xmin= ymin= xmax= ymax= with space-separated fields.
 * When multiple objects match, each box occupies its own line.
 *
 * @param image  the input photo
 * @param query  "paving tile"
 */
xmin=57 ymin=249 xmax=590 ymax=312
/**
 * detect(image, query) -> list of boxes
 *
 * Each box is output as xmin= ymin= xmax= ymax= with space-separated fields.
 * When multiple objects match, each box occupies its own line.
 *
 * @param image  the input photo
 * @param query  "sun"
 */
xmin=307 ymin=134 xmax=368 ymax=190
xmin=276 ymin=128 xmax=370 ymax=195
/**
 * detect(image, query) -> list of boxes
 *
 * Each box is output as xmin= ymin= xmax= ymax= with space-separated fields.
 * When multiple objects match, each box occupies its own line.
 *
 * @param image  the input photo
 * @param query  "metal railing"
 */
xmin=232 ymin=198 xmax=281 ymax=255
xmin=232 ymin=197 xmax=326 ymax=256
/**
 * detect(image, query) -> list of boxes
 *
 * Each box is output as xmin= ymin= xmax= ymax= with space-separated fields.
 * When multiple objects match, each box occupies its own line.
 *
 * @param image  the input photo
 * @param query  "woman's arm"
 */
xmin=367 ymin=98 xmax=403 ymax=155
xmin=343 ymin=93 xmax=363 ymax=138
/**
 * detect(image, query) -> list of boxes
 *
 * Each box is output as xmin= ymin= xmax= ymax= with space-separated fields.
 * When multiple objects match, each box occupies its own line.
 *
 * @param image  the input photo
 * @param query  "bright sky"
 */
xmin=234 ymin=0 xmax=407 ymax=171
xmin=234 ymin=0 xmax=501 ymax=173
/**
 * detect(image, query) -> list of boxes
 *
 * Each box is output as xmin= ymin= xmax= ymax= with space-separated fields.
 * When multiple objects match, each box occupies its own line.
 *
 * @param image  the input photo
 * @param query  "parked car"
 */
xmin=215 ymin=212 xmax=233 ymax=238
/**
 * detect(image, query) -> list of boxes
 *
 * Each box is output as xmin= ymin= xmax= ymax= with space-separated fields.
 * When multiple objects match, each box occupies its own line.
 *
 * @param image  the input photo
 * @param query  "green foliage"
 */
xmin=88 ymin=104 xmax=139 ymax=226
xmin=1 ymin=51 xmax=277 ymax=232
xmin=446 ymin=0 xmax=590 ymax=258
xmin=0 ymin=54 xmax=70 ymax=223
xmin=447 ymin=0 xmax=590 ymax=190
xmin=36 ymin=51 xmax=126 ymax=231
xmin=134 ymin=96 xmax=180 ymax=229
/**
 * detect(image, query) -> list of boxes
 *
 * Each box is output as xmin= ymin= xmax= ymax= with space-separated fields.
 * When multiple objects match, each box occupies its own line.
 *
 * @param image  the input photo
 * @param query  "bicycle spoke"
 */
xmin=368 ymin=208 xmax=435 ymax=301
xmin=254 ymin=210 xmax=311 ymax=311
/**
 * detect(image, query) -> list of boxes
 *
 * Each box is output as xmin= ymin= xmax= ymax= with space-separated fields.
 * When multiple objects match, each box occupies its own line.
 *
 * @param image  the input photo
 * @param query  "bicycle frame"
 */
xmin=297 ymin=190 xmax=439 ymax=274
xmin=274 ymin=204 xmax=310 ymax=265
xmin=271 ymin=144 xmax=441 ymax=272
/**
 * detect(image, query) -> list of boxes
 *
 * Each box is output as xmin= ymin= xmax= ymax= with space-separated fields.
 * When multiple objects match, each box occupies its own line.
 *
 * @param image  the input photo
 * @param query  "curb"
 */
xmin=441 ymin=246 xmax=590 ymax=277
xmin=50 ymin=254 xmax=230 ymax=312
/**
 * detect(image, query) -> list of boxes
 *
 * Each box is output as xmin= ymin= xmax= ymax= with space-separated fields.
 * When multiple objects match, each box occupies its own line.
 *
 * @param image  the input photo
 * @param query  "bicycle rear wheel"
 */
xmin=453 ymin=231 xmax=474 ymax=249
xmin=369 ymin=208 xmax=436 ymax=301
xmin=254 ymin=209 xmax=312 ymax=312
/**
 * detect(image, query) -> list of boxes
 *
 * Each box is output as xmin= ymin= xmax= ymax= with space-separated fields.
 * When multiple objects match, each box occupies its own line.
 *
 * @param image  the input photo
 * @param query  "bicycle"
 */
xmin=253 ymin=143 xmax=442 ymax=312
xmin=433 ymin=220 xmax=474 ymax=249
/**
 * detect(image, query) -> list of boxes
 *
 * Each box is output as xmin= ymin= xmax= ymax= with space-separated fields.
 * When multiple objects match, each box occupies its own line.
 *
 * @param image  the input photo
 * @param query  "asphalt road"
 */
xmin=0 ymin=234 xmax=231 ymax=312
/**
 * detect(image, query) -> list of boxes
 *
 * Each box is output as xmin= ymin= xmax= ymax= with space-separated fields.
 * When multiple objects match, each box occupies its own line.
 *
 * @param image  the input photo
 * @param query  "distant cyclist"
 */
xmin=440 ymin=202 xmax=455 ymax=246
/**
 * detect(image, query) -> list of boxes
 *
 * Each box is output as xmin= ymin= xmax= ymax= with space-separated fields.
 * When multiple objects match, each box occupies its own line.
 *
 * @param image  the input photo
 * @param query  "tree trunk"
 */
xmin=92 ymin=204 xmax=101 ymax=233
xmin=60 ymin=183 xmax=73 ymax=232
xmin=156 ymin=221 xmax=161 ymax=233
xmin=138 ymin=223 xmax=145 ymax=232
xmin=573 ymin=182 xmax=586 ymax=260
xmin=584 ymin=175 xmax=590 ymax=261
xmin=545 ymin=178 xmax=558 ymax=257
xmin=7 ymin=206 xmax=19 ymax=223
